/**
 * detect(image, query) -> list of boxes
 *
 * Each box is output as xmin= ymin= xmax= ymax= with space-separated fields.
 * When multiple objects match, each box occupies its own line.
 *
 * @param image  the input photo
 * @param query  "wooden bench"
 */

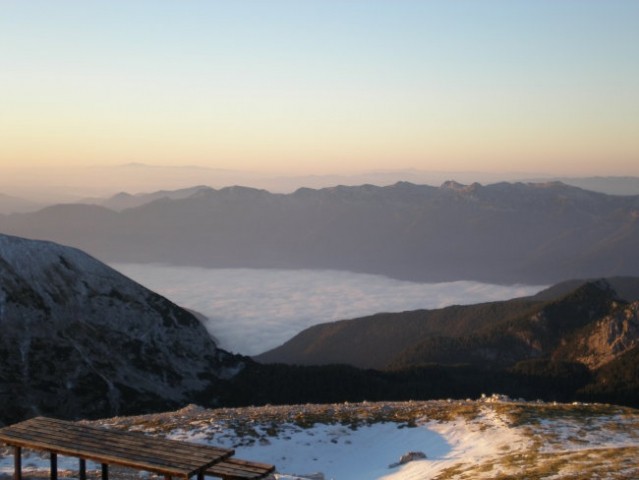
xmin=0 ymin=417 xmax=274 ymax=480
xmin=206 ymin=457 xmax=275 ymax=479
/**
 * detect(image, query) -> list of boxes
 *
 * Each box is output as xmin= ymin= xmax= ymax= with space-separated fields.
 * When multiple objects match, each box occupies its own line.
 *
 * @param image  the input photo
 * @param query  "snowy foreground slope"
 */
xmin=3 ymin=397 xmax=639 ymax=480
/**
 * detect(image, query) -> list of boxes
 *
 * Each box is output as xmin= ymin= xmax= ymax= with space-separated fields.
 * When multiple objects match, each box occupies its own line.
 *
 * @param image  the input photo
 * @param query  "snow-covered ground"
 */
xmin=2 ymin=397 xmax=639 ymax=480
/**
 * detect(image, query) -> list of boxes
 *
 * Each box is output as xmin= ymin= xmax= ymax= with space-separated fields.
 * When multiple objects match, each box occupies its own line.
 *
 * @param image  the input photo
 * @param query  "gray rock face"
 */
xmin=564 ymin=301 xmax=639 ymax=369
xmin=389 ymin=451 xmax=427 ymax=468
xmin=0 ymin=233 xmax=243 ymax=423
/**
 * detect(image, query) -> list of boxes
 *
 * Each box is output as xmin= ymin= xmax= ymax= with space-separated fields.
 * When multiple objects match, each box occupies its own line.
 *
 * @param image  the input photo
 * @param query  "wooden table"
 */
xmin=0 ymin=417 xmax=234 ymax=480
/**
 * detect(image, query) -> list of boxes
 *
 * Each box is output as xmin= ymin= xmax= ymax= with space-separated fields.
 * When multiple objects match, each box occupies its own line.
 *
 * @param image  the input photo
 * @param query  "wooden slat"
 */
xmin=22 ymin=416 xmax=228 ymax=457
xmin=206 ymin=457 xmax=275 ymax=480
xmin=0 ymin=417 xmax=234 ymax=479
xmin=219 ymin=458 xmax=274 ymax=471
xmin=1 ymin=424 xmax=218 ymax=470
xmin=0 ymin=429 xmax=197 ymax=476
xmin=31 ymin=417 xmax=230 ymax=460
xmin=3 ymin=417 xmax=231 ymax=463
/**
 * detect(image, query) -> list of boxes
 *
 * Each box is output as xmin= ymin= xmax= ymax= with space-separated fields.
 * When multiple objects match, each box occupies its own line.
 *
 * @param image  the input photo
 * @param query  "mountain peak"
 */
xmin=0 ymin=233 xmax=243 ymax=423
xmin=440 ymin=180 xmax=482 ymax=193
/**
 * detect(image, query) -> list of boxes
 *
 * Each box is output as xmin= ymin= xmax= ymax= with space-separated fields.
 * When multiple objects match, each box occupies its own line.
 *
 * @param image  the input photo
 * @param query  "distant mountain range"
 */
xmin=534 ymin=176 xmax=639 ymax=196
xmin=1 ymin=181 xmax=638 ymax=284
xmin=0 ymin=193 xmax=43 ymax=214
xmin=3 ymin=164 xmax=638 ymax=206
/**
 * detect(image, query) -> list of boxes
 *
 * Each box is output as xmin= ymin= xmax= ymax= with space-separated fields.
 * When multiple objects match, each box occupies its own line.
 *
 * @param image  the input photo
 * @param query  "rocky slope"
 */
xmin=0 ymin=234 xmax=244 ymax=424
xmin=257 ymin=279 xmax=639 ymax=374
xmin=555 ymin=301 xmax=639 ymax=369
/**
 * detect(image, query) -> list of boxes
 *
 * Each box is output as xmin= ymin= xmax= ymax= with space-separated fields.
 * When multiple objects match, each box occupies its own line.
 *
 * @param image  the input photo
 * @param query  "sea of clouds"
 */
xmin=110 ymin=264 xmax=546 ymax=356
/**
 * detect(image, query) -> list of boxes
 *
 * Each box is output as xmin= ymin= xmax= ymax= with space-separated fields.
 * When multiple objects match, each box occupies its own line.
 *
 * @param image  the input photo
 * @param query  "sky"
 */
xmin=1 ymin=1 xmax=639 ymax=181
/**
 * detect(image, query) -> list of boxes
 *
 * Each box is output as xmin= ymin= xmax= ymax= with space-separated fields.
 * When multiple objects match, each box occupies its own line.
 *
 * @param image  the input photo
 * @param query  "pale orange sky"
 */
xmin=1 ymin=1 xmax=638 ymax=179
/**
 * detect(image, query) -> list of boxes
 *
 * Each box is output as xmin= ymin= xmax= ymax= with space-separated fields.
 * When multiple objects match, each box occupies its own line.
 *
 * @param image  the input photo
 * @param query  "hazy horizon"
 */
xmin=2 ymin=1 xmax=638 ymax=194
xmin=0 ymin=163 xmax=572 ymax=204
xmin=3 ymin=163 xmax=639 ymax=206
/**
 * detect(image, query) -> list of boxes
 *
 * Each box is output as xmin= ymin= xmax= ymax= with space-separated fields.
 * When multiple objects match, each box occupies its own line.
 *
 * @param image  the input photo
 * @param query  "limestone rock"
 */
xmin=389 ymin=451 xmax=427 ymax=468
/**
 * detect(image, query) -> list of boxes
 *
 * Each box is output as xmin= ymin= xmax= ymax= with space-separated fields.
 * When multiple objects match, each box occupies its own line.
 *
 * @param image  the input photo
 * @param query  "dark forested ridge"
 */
xmin=2 ymin=181 xmax=638 ymax=284
xmin=256 ymin=278 xmax=639 ymax=368
xmin=250 ymin=278 xmax=639 ymax=409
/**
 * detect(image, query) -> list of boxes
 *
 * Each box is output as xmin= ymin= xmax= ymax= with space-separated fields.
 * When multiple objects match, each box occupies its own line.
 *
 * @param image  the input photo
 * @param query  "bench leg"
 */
xmin=79 ymin=459 xmax=87 ymax=480
xmin=50 ymin=453 xmax=57 ymax=480
xmin=13 ymin=447 xmax=21 ymax=480
xmin=102 ymin=463 xmax=109 ymax=480
xmin=197 ymin=471 xmax=204 ymax=480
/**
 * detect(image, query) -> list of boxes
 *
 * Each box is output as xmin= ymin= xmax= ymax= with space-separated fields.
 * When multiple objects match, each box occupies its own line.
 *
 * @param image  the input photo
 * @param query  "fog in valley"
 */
xmin=111 ymin=264 xmax=545 ymax=356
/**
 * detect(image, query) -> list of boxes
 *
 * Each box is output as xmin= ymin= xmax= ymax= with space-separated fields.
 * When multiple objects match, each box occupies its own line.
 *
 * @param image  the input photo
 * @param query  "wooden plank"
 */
xmin=0 ymin=417 xmax=234 ymax=478
xmin=31 ymin=419 xmax=230 ymax=466
xmin=21 ymin=417 xmax=230 ymax=461
xmin=208 ymin=467 xmax=270 ymax=477
xmin=0 ymin=427 xmax=212 ymax=471
xmin=207 ymin=467 xmax=269 ymax=480
xmin=207 ymin=470 xmax=271 ymax=479
xmin=0 ymin=417 xmax=233 ymax=475
xmin=13 ymin=416 xmax=227 ymax=458
xmin=206 ymin=458 xmax=275 ymax=480
xmin=218 ymin=458 xmax=274 ymax=470
xmin=0 ymin=430 xmax=196 ymax=476
xmin=1 ymin=417 xmax=275 ymax=480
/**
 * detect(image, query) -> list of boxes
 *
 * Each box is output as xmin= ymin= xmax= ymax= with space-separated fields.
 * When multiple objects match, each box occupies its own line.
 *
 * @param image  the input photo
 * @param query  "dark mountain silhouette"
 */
xmin=256 ymin=297 xmax=545 ymax=369
xmin=91 ymin=185 xmax=215 ymax=211
xmin=533 ymin=176 xmax=639 ymax=196
xmin=1 ymin=181 xmax=638 ymax=284
xmin=256 ymin=278 xmax=639 ymax=370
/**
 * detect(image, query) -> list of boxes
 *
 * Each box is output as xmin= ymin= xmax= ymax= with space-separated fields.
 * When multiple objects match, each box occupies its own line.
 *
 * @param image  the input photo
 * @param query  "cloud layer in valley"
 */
xmin=111 ymin=264 xmax=545 ymax=356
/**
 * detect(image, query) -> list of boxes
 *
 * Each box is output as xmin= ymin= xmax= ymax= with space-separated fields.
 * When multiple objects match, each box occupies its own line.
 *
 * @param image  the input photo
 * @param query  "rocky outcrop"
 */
xmin=0 ymin=233 xmax=244 ymax=424
xmin=389 ymin=451 xmax=427 ymax=468
xmin=558 ymin=302 xmax=639 ymax=369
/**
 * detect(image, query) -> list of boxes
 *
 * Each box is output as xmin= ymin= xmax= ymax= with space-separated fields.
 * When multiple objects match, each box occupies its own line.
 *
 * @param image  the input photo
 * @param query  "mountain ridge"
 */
xmin=256 ymin=278 xmax=639 ymax=372
xmin=2 ymin=181 xmax=638 ymax=284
